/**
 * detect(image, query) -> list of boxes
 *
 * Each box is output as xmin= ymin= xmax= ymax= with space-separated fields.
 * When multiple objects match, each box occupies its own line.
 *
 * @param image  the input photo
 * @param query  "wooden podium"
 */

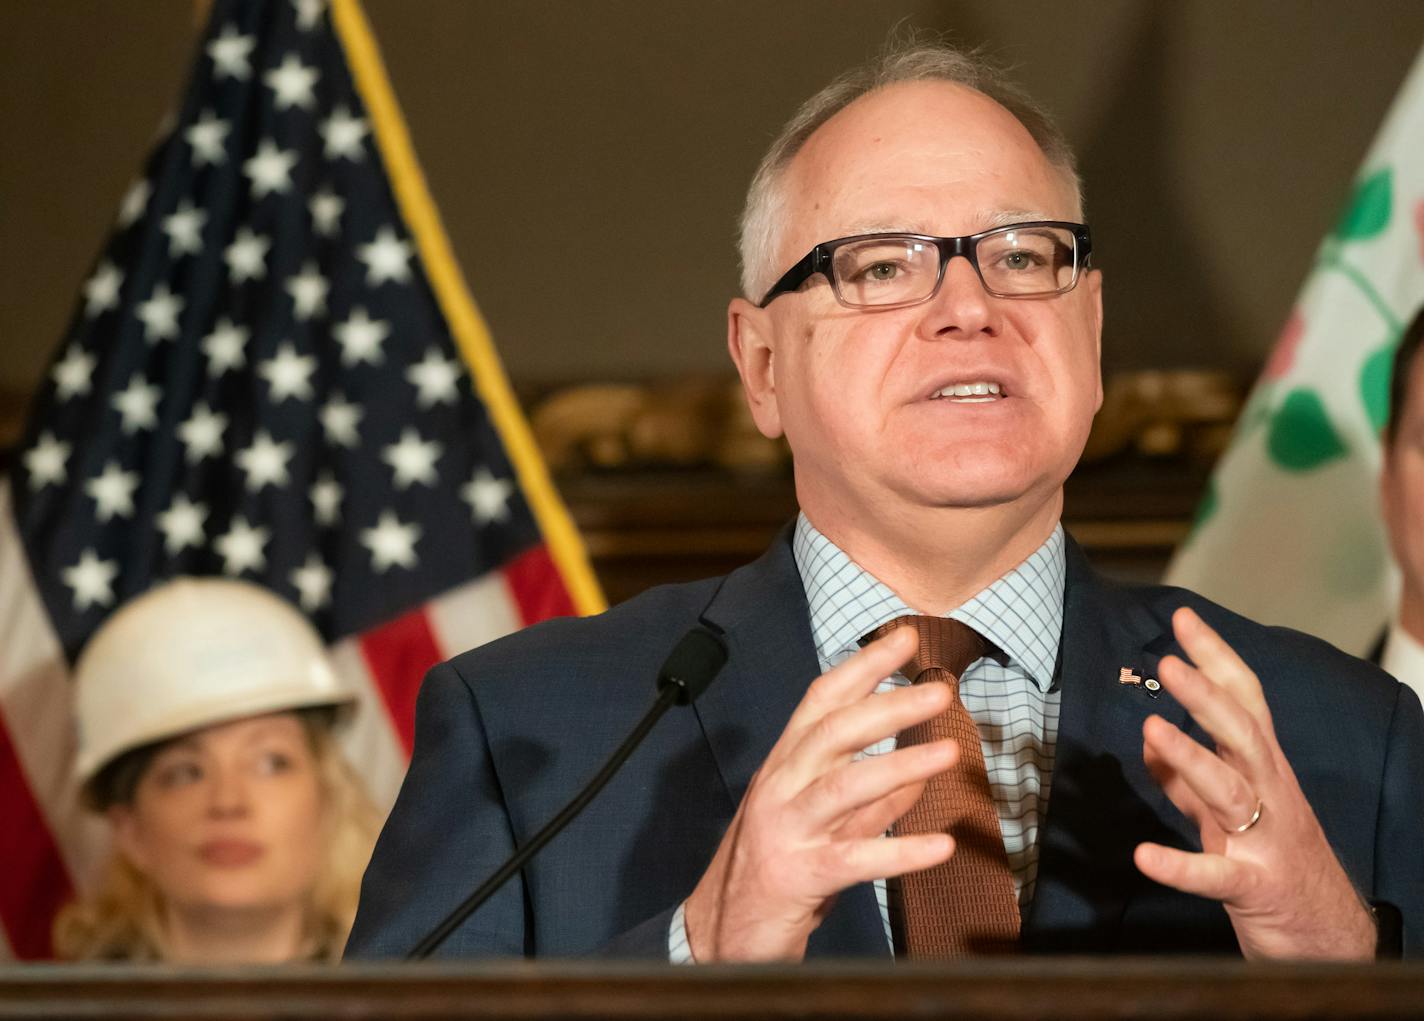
xmin=4 ymin=959 xmax=1424 ymax=1020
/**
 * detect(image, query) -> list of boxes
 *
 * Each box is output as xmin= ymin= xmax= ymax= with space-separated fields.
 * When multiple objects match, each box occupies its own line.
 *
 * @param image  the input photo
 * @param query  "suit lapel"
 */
xmin=1022 ymin=535 xmax=1197 ymax=952
xmin=693 ymin=526 xmax=889 ymax=959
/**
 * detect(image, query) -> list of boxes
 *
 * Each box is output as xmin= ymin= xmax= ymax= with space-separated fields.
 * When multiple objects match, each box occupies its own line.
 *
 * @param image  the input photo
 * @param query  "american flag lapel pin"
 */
xmin=1119 ymin=667 xmax=1161 ymax=698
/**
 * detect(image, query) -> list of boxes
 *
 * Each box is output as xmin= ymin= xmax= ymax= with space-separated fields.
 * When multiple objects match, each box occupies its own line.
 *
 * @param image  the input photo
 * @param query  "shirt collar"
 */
xmin=791 ymin=512 xmax=1065 ymax=692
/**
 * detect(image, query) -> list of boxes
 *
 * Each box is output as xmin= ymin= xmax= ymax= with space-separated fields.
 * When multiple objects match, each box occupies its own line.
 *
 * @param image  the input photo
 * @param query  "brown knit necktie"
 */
xmin=866 ymin=615 xmax=1020 ymax=957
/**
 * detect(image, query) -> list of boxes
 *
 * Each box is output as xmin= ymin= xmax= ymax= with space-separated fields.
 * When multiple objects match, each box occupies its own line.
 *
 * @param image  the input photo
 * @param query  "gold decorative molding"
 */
xmin=531 ymin=377 xmax=789 ymax=474
xmin=1083 ymin=369 xmax=1242 ymax=463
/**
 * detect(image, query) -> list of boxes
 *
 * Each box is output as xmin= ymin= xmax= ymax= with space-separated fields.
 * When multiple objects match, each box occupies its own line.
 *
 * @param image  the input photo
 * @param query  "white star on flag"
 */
xmin=185 ymin=109 xmax=231 ymax=166
xmin=117 ymin=178 xmax=151 ymax=228
xmin=361 ymin=510 xmax=421 ymax=572
xmin=406 ymin=348 xmax=462 ymax=408
xmin=264 ymin=53 xmax=319 ymax=111
xmin=85 ymin=461 xmax=140 ymax=522
xmin=83 ymin=261 xmax=124 ymax=317
xmin=310 ymin=471 xmax=343 ymax=526
xmin=236 ymin=430 xmax=295 ymax=491
xmin=318 ymin=105 xmax=368 ymax=160
xmin=63 ymin=549 xmax=119 ymax=611
xmin=309 ymin=187 xmax=344 ymax=237
xmin=462 ymin=468 xmax=515 ymax=525
xmin=291 ymin=553 xmax=334 ymax=611
xmin=225 ymin=227 xmax=271 ymax=283
xmin=162 ymin=199 xmax=208 ymax=257
xmin=156 ymin=494 xmax=209 ymax=555
xmin=202 ymin=318 xmax=249 ymax=377
xmin=178 ymin=403 xmax=228 ymax=464
xmin=244 ymin=139 xmax=298 ymax=198
xmin=285 ymin=261 xmax=329 ymax=320
xmin=258 ymin=343 xmax=317 ymax=402
xmin=111 ymin=375 xmax=161 ymax=434
xmin=136 ymin=283 xmax=184 ymax=342
xmin=51 ymin=345 xmax=97 ymax=401
xmin=358 ymin=226 xmax=414 ymax=285
xmin=292 ymin=0 xmax=327 ymax=30
xmin=207 ymin=24 xmax=255 ymax=80
xmin=332 ymin=306 xmax=389 ymax=366
xmin=319 ymin=394 xmax=363 ymax=447
xmin=383 ymin=428 xmax=443 ymax=489
xmin=216 ymin=516 xmax=270 ymax=575
xmin=23 ymin=432 xmax=70 ymax=491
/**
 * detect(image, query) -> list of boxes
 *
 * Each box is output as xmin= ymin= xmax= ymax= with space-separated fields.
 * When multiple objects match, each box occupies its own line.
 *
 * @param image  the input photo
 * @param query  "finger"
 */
xmin=804 ymin=832 xmax=954 ymax=894
xmin=797 ymin=739 xmax=958 ymax=831
xmin=1172 ymin=607 xmax=1272 ymax=726
xmin=1142 ymin=714 xmax=1260 ymax=836
xmin=780 ymin=629 xmax=918 ymax=745
xmin=1141 ymin=722 xmax=1210 ymax=830
xmin=1156 ymin=654 xmax=1275 ymax=782
xmin=775 ymin=681 xmax=952 ymax=791
xmin=834 ymin=777 xmax=927 ymax=840
xmin=1134 ymin=841 xmax=1256 ymax=904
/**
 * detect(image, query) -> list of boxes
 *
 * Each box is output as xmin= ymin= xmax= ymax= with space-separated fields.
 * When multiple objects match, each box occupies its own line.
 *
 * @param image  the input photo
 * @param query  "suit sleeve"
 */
xmin=1373 ymin=681 xmax=1424 ymax=957
xmin=594 ymin=905 xmax=685 ymax=959
xmin=344 ymin=660 xmax=527 ymax=958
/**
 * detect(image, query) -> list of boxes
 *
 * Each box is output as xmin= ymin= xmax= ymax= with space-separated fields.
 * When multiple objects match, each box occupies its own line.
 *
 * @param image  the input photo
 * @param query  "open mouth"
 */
xmin=929 ymin=381 xmax=1004 ymax=404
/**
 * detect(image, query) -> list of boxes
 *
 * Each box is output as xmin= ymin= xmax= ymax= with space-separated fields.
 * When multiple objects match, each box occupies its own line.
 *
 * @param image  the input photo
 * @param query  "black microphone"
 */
xmin=406 ymin=626 xmax=728 ymax=959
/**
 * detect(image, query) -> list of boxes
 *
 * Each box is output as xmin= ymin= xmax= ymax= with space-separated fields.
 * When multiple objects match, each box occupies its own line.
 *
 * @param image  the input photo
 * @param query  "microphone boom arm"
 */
xmin=407 ymin=627 xmax=725 ymax=959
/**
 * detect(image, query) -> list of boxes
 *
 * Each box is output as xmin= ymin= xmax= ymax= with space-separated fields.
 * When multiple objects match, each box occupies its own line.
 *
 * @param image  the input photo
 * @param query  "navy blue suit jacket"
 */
xmin=346 ymin=530 xmax=1424 ymax=959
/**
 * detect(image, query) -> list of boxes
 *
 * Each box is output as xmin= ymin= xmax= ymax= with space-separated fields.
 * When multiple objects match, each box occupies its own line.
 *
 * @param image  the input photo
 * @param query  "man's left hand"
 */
xmin=1133 ymin=606 xmax=1377 ymax=960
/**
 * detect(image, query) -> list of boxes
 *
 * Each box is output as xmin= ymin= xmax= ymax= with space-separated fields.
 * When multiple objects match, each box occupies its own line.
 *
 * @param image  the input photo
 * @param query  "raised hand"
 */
xmin=683 ymin=627 xmax=958 ymax=961
xmin=1133 ymin=607 xmax=1376 ymax=960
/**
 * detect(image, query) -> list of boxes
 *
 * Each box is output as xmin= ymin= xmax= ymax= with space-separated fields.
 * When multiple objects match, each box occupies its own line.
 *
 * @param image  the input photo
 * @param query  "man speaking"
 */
xmin=346 ymin=43 xmax=1423 ymax=961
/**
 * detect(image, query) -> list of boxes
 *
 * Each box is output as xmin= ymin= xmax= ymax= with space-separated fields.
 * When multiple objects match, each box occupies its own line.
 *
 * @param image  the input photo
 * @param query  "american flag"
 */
xmin=0 ymin=0 xmax=602 ymax=960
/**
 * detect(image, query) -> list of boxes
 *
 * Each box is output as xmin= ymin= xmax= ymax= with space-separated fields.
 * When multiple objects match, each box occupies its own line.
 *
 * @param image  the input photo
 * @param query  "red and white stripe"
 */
xmin=0 ymin=479 xmax=576 ymax=960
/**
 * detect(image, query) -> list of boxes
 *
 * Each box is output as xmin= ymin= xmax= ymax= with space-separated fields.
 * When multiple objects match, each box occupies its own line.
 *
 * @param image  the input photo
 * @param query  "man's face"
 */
xmin=731 ymin=81 xmax=1103 ymax=527
xmin=1382 ymin=353 xmax=1424 ymax=603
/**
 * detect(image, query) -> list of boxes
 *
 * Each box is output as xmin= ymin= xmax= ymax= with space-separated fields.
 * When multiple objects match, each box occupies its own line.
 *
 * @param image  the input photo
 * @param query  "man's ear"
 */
xmin=727 ymin=297 xmax=783 ymax=439
xmin=107 ymin=804 xmax=150 ymax=874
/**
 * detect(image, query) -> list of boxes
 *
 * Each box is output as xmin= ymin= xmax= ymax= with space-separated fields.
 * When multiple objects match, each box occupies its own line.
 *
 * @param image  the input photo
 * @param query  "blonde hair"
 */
xmin=53 ymin=711 xmax=381 ymax=962
xmin=739 ymin=38 xmax=1082 ymax=301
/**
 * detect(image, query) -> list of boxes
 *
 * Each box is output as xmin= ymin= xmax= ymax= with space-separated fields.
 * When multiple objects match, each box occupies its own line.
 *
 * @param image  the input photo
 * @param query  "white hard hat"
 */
xmin=73 ymin=577 xmax=356 ymax=797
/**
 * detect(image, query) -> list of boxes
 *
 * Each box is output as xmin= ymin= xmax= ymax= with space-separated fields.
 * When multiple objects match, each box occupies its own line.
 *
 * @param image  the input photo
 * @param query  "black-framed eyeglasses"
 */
xmin=757 ymin=221 xmax=1093 ymax=309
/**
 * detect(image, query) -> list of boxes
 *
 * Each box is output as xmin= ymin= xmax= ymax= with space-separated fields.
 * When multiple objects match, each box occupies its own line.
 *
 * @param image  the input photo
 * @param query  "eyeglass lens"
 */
xmin=830 ymin=226 xmax=1079 ymax=307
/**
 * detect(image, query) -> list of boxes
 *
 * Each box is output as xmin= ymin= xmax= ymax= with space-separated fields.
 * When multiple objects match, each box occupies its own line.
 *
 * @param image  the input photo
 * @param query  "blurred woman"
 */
xmin=53 ymin=577 xmax=382 ymax=963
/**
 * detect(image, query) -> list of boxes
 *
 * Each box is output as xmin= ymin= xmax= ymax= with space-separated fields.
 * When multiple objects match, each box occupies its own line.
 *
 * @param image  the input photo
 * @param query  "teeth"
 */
xmin=932 ymin=381 xmax=1003 ymax=399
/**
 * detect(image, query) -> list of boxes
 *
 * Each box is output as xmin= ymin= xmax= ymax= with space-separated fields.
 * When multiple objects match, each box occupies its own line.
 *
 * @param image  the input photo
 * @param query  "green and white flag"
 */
xmin=1166 ymin=46 xmax=1424 ymax=656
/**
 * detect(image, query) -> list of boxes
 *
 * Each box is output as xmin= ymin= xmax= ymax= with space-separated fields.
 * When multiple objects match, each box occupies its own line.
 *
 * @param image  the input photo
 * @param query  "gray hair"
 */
xmin=737 ymin=42 xmax=1083 ymax=301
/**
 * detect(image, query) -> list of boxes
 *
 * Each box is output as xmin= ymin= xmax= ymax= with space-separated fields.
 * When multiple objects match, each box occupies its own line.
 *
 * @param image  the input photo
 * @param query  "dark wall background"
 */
xmin=3 ymin=2 xmax=1423 ymax=409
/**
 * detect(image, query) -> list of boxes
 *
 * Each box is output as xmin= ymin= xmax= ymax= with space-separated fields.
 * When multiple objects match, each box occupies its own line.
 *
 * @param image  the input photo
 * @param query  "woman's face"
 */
xmin=109 ymin=712 xmax=326 ymax=917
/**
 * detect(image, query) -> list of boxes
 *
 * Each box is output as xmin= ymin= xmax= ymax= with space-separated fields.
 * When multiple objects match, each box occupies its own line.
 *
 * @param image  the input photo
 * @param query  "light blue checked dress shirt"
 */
xmin=670 ymin=513 xmax=1065 ymax=961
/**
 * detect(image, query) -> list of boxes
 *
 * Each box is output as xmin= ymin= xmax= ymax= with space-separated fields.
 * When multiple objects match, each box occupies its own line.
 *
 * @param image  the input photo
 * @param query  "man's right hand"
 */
xmin=682 ymin=627 xmax=959 ymax=961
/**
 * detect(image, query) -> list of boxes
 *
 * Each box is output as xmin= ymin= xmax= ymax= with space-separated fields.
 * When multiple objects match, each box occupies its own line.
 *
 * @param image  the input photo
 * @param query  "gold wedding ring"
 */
xmin=1230 ymin=797 xmax=1264 ymax=834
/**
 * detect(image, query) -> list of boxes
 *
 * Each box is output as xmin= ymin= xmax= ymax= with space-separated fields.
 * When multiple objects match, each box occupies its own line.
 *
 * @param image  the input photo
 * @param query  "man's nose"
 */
xmin=919 ymin=255 xmax=998 ymax=340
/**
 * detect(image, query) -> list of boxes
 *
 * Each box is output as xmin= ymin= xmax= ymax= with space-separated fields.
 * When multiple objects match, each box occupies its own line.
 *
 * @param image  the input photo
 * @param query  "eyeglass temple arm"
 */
xmin=757 ymin=246 xmax=828 ymax=308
